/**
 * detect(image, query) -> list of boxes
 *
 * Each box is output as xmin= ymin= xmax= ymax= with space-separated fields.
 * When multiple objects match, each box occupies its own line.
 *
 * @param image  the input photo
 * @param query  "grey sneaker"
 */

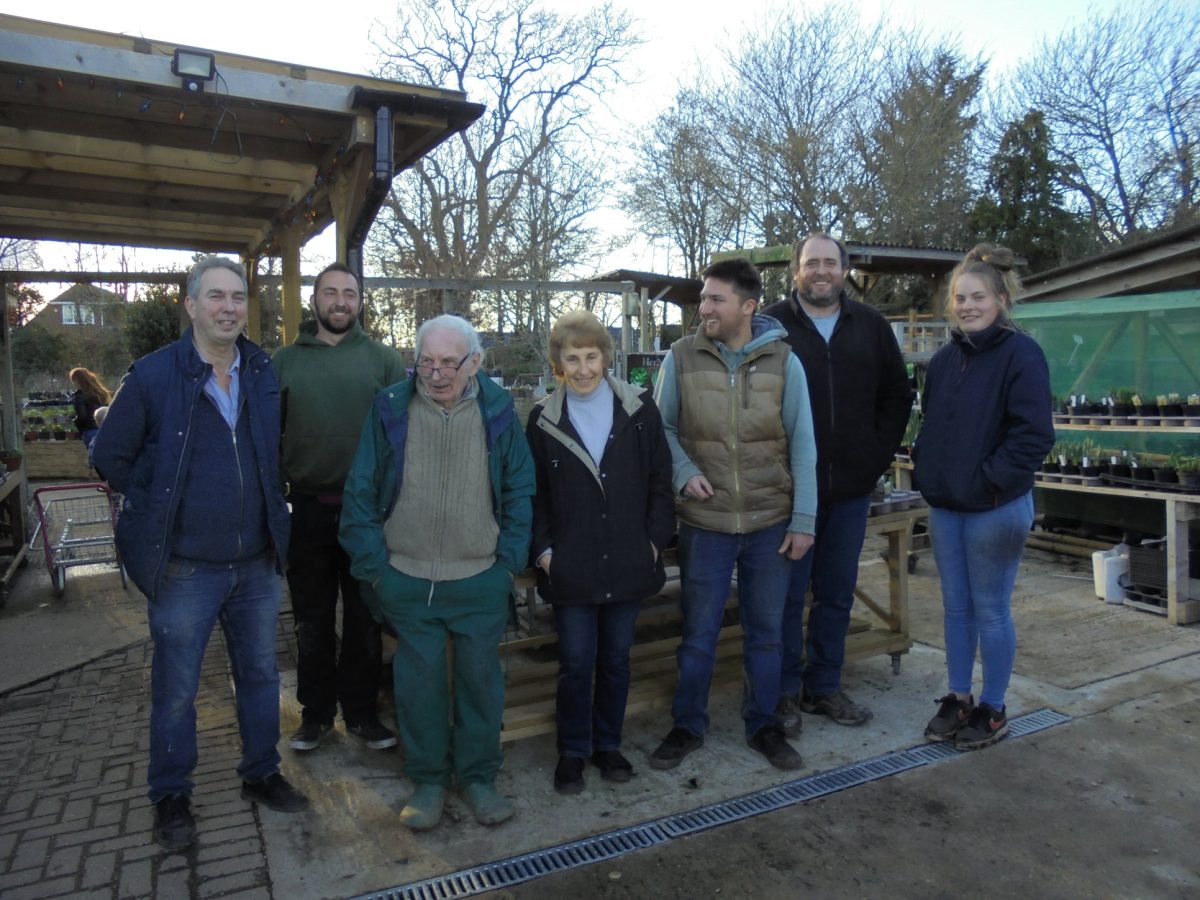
xmin=775 ymin=692 xmax=804 ymax=738
xmin=953 ymin=702 xmax=1008 ymax=751
xmin=924 ymin=693 xmax=974 ymax=742
xmin=800 ymin=690 xmax=873 ymax=726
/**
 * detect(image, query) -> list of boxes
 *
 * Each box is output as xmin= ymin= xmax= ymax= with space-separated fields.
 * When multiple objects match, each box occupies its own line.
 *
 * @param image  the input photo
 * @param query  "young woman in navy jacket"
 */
xmin=914 ymin=244 xmax=1054 ymax=750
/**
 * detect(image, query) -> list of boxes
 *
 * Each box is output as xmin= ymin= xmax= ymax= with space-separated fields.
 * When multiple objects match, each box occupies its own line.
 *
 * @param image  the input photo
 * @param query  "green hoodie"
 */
xmin=273 ymin=320 xmax=407 ymax=494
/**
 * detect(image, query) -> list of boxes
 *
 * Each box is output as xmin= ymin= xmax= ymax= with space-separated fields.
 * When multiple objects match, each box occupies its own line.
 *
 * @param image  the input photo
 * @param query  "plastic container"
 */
xmin=1091 ymin=545 xmax=1130 ymax=604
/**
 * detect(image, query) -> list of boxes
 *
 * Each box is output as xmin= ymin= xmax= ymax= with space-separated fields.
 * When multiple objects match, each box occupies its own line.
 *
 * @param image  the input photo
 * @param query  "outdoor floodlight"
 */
xmin=172 ymin=49 xmax=216 ymax=93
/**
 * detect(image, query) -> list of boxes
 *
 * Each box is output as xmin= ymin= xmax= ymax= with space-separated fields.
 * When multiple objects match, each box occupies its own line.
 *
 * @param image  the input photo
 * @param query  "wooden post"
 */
xmin=280 ymin=226 xmax=303 ymax=346
xmin=243 ymin=255 xmax=261 ymax=343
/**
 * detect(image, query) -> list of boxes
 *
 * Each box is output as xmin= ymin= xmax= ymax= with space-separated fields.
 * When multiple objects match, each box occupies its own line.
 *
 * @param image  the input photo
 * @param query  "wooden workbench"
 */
xmin=500 ymin=507 xmax=922 ymax=742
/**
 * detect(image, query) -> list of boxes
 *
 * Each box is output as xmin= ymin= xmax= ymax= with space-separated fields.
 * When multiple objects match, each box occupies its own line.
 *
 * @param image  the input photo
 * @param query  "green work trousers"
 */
xmin=376 ymin=562 xmax=511 ymax=787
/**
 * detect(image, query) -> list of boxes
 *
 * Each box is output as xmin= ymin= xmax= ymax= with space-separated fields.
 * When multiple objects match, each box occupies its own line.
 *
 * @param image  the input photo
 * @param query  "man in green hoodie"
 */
xmin=273 ymin=263 xmax=407 ymax=754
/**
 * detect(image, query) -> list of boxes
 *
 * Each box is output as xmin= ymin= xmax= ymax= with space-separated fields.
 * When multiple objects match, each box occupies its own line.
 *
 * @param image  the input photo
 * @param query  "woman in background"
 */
xmin=526 ymin=310 xmax=674 ymax=794
xmin=913 ymin=244 xmax=1054 ymax=750
xmin=68 ymin=367 xmax=112 ymax=451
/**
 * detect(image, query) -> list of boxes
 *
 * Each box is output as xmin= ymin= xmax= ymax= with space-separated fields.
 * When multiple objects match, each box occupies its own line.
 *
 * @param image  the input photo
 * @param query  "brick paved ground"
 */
xmin=0 ymin=606 xmax=298 ymax=900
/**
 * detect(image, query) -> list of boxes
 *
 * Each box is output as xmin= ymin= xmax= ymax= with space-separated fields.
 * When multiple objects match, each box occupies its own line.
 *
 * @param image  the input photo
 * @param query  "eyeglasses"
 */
xmin=415 ymin=353 xmax=471 ymax=378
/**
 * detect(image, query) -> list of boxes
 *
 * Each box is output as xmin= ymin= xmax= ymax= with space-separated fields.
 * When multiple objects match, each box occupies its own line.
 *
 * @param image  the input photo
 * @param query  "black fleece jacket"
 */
xmin=761 ymin=291 xmax=913 ymax=504
xmin=914 ymin=324 xmax=1054 ymax=512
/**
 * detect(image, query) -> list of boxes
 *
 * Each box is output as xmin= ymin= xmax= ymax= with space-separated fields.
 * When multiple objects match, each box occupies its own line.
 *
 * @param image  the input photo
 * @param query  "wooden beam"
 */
xmin=0 ymin=224 xmax=240 ymax=253
xmin=0 ymin=211 xmax=258 ymax=244
xmin=0 ymin=147 xmax=300 ymax=197
xmin=0 ymin=126 xmax=314 ymax=183
xmin=0 ymin=199 xmax=264 ymax=232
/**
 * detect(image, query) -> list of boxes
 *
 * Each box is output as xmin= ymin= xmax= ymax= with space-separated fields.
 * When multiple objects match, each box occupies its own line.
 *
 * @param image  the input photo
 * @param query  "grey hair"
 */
xmin=415 ymin=314 xmax=483 ymax=359
xmin=187 ymin=256 xmax=247 ymax=300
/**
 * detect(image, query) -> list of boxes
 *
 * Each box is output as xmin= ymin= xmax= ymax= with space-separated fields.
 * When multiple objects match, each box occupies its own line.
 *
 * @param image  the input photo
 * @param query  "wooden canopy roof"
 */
xmin=0 ymin=14 xmax=483 ymax=259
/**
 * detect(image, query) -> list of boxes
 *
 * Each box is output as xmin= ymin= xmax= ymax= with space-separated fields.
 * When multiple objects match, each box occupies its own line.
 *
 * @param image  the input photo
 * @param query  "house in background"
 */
xmin=26 ymin=284 xmax=123 ymax=335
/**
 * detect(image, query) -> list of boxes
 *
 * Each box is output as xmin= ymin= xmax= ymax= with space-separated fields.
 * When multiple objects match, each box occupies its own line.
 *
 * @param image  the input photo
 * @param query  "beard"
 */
xmin=799 ymin=282 xmax=842 ymax=308
xmin=317 ymin=308 xmax=356 ymax=334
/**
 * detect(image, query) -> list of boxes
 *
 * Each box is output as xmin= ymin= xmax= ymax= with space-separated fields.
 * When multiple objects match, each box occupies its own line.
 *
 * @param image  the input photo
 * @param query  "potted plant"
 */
xmin=1109 ymin=451 xmax=1132 ymax=480
xmin=1041 ymin=447 xmax=1062 ymax=481
xmin=1132 ymin=394 xmax=1159 ymax=423
xmin=1110 ymin=388 xmax=1136 ymax=420
xmin=0 ymin=448 xmax=22 ymax=470
xmin=1185 ymin=394 xmax=1200 ymax=426
xmin=1156 ymin=452 xmax=1183 ymax=484
xmin=1079 ymin=439 xmax=1102 ymax=478
xmin=1178 ymin=456 xmax=1200 ymax=491
xmin=1059 ymin=443 xmax=1081 ymax=477
xmin=1067 ymin=395 xmax=1090 ymax=425
xmin=1157 ymin=393 xmax=1184 ymax=419
xmin=1131 ymin=453 xmax=1156 ymax=482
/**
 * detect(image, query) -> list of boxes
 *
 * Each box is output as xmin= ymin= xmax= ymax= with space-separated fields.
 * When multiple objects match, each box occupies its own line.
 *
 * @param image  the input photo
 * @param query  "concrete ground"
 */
xmin=1 ymin=535 xmax=1198 ymax=899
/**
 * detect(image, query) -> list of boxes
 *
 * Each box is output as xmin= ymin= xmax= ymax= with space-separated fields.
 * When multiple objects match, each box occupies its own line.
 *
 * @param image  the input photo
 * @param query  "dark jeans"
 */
xmin=287 ymin=495 xmax=382 ymax=726
xmin=673 ymin=521 xmax=791 ymax=739
xmin=781 ymin=495 xmax=871 ymax=696
xmin=147 ymin=554 xmax=281 ymax=802
xmin=553 ymin=599 xmax=641 ymax=758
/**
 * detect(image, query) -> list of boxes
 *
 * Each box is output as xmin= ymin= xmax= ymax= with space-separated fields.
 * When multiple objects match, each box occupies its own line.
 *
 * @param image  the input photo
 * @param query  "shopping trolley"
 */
xmin=29 ymin=483 xmax=127 ymax=596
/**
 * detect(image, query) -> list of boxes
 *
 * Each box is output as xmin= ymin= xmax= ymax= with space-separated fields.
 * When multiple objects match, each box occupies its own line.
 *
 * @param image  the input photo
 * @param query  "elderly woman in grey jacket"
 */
xmin=526 ymin=310 xmax=675 ymax=795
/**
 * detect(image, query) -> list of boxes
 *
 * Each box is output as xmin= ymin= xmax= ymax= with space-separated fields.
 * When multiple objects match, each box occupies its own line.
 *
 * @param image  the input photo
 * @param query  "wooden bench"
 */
xmin=498 ymin=509 xmax=921 ymax=742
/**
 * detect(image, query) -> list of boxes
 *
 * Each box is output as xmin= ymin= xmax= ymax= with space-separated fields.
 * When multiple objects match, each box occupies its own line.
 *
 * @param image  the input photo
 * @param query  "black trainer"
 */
xmin=953 ymin=702 xmax=1009 ymax=751
xmin=747 ymin=725 xmax=803 ymax=770
xmin=591 ymin=749 xmax=634 ymax=783
xmin=153 ymin=794 xmax=195 ymax=851
xmin=924 ymin=693 xmax=974 ymax=742
xmin=346 ymin=716 xmax=398 ymax=750
xmin=288 ymin=719 xmax=332 ymax=752
xmin=554 ymin=756 xmax=585 ymax=795
xmin=648 ymin=727 xmax=703 ymax=770
xmin=241 ymin=773 xmax=309 ymax=812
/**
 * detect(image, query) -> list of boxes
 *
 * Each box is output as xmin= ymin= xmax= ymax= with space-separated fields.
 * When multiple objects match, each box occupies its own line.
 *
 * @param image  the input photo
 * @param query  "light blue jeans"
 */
xmin=928 ymin=492 xmax=1034 ymax=710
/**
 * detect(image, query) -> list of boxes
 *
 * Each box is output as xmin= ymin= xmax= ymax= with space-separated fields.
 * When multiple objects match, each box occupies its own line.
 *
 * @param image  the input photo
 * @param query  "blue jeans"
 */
xmin=781 ymin=496 xmax=870 ymax=696
xmin=146 ymin=554 xmax=282 ymax=803
xmin=929 ymin=492 xmax=1034 ymax=710
xmin=554 ymin=599 xmax=641 ymax=758
xmin=673 ymin=521 xmax=791 ymax=739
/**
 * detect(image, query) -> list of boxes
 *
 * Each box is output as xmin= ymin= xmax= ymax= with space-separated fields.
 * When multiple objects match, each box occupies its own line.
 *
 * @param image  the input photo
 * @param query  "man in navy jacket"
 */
xmin=94 ymin=257 xmax=306 ymax=852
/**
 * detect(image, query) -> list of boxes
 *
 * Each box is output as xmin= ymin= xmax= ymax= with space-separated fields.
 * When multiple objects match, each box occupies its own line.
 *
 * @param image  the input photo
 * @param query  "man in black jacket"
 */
xmin=761 ymin=234 xmax=912 ymax=729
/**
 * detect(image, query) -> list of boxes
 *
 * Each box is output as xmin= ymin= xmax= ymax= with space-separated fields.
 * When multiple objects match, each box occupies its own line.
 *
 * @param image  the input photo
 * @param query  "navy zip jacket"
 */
xmin=93 ymin=328 xmax=290 ymax=599
xmin=761 ymin=290 xmax=912 ymax=504
xmin=914 ymin=323 xmax=1054 ymax=512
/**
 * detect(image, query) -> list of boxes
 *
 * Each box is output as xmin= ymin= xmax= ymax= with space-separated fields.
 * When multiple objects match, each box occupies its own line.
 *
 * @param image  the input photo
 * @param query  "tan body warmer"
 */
xmin=673 ymin=331 xmax=792 ymax=534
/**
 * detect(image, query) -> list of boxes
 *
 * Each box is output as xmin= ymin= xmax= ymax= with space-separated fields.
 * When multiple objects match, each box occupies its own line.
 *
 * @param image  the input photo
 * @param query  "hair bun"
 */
xmin=967 ymin=243 xmax=1014 ymax=272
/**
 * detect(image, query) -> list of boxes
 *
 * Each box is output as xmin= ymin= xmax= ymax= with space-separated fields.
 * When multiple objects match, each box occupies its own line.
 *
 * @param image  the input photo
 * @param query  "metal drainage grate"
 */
xmin=357 ymin=708 xmax=1071 ymax=900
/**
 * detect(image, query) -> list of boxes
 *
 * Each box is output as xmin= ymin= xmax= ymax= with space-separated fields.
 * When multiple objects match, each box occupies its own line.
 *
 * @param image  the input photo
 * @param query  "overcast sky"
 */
xmin=2 ymin=0 xmax=1126 ymax=274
